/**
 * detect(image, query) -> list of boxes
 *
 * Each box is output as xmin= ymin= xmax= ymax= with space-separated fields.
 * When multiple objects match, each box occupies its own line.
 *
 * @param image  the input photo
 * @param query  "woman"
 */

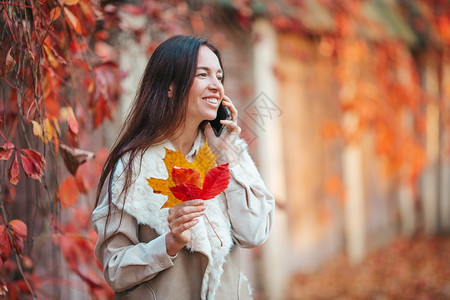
xmin=92 ymin=35 xmax=274 ymax=299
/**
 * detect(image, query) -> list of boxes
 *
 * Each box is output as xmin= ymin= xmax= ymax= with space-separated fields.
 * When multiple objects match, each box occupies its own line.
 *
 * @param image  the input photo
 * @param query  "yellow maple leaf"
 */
xmin=147 ymin=141 xmax=217 ymax=208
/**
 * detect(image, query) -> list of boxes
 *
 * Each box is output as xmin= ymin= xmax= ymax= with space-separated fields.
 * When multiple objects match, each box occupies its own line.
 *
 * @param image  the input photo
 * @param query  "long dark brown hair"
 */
xmin=95 ymin=35 xmax=224 ymax=213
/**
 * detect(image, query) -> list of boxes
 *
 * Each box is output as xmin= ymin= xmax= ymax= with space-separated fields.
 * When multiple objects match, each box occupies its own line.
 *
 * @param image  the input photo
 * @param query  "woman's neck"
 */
xmin=170 ymin=121 xmax=199 ymax=156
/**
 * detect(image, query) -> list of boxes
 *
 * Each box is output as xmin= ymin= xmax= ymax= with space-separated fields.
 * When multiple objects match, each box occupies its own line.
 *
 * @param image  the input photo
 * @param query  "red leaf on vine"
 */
xmin=20 ymin=149 xmax=45 ymax=182
xmin=9 ymin=219 xmax=27 ymax=238
xmin=9 ymin=219 xmax=27 ymax=255
xmin=8 ymin=154 xmax=19 ymax=185
xmin=0 ymin=142 xmax=14 ymax=161
xmin=0 ymin=225 xmax=11 ymax=262
xmin=201 ymin=164 xmax=230 ymax=200
xmin=93 ymin=97 xmax=111 ymax=128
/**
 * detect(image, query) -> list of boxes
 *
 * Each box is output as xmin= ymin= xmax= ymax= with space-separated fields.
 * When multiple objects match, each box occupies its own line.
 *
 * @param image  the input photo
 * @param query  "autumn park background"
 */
xmin=1 ymin=0 xmax=450 ymax=299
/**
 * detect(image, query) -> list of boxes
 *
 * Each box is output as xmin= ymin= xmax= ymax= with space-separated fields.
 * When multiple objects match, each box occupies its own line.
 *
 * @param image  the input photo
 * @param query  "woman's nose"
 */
xmin=208 ymin=78 xmax=222 ymax=91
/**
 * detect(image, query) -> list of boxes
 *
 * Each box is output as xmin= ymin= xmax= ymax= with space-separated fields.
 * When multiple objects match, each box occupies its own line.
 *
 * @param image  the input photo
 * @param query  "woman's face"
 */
xmin=185 ymin=46 xmax=224 ymax=126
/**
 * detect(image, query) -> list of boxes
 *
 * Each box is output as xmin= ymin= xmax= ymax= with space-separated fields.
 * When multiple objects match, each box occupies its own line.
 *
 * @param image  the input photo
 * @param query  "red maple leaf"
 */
xmin=169 ymin=163 xmax=230 ymax=201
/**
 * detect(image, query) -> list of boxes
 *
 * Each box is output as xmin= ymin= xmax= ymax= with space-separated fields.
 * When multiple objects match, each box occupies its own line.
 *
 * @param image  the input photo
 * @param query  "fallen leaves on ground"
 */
xmin=288 ymin=235 xmax=450 ymax=300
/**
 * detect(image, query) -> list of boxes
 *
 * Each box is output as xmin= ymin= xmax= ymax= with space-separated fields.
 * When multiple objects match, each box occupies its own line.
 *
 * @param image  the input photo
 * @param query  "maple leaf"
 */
xmin=200 ymin=164 xmax=230 ymax=200
xmin=169 ymin=164 xmax=230 ymax=201
xmin=170 ymin=183 xmax=202 ymax=201
xmin=147 ymin=141 xmax=217 ymax=208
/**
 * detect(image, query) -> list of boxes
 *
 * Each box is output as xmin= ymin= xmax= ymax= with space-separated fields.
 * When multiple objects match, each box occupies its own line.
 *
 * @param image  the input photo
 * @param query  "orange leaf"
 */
xmin=63 ymin=0 xmax=80 ymax=5
xmin=64 ymin=7 xmax=82 ymax=34
xmin=60 ymin=176 xmax=79 ymax=207
xmin=49 ymin=7 xmax=61 ymax=21
xmin=67 ymin=106 xmax=79 ymax=136
xmin=8 ymin=154 xmax=19 ymax=185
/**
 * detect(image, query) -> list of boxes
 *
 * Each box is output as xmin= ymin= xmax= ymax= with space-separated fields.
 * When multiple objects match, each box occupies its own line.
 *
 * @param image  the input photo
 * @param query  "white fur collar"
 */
xmin=111 ymin=137 xmax=234 ymax=300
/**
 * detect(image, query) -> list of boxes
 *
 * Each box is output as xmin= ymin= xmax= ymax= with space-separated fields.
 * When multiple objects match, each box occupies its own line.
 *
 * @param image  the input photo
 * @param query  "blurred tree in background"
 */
xmin=1 ymin=0 xmax=450 ymax=299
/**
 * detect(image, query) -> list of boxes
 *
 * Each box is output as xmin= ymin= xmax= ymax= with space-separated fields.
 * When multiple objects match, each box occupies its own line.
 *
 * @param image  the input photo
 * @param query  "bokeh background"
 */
xmin=1 ymin=0 xmax=450 ymax=299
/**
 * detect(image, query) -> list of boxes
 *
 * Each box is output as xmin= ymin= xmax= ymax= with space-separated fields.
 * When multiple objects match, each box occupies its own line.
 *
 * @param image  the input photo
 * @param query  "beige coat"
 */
xmin=93 ymin=132 xmax=274 ymax=299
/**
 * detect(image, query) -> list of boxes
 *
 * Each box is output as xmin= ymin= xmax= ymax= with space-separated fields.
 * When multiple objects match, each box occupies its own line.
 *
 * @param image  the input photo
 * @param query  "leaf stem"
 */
xmin=203 ymin=214 xmax=223 ymax=247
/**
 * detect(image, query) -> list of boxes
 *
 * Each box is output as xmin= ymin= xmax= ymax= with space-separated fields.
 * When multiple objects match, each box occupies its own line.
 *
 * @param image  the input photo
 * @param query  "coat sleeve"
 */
xmin=92 ymin=155 xmax=176 ymax=293
xmin=92 ymin=199 xmax=175 ymax=292
xmin=223 ymin=140 xmax=275 ymax=248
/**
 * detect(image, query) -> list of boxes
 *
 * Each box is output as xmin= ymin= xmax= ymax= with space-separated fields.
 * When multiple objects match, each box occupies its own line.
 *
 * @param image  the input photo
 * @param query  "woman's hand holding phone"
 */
xmin=205 ymin=95 xmax=241 ymax=166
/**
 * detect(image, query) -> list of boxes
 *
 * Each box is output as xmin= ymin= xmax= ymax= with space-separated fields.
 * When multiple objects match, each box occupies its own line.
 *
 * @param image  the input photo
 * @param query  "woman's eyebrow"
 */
xmin=197 ymin=66 xmax=223 ymax=73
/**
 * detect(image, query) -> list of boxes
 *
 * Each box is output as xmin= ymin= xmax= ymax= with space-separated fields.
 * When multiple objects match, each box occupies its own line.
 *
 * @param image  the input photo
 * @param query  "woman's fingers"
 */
xmin=217 ymin=95 xmax=240 ymax=134
xmin=168 ymin=200 xmax=205 ymax=220
xmin=220 ymin=119 xmax=241 ymax=134
xmin=167 ymin=200 xmax=205 ymax=242
xmin=221 ymin=95 xmax=238 ymax=120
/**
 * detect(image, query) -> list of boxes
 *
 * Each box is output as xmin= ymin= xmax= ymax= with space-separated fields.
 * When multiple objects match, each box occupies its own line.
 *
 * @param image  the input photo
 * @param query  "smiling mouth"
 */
xmin=203 ymin=98 xmax=219 ymax=105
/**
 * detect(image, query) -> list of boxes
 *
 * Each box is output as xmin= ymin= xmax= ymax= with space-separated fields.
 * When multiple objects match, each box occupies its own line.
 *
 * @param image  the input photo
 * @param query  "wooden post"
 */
xmin=342 ymin=130 xmax=366 ymax=263
xmin=398 ymin=109 xmax=416 ymax=236
xmin=440 ymin=49 xmax=450 ymax=232
xmin=423 ymin=52 xmax=440 ymax=234
xmin=252 ymin=18 xmax=289 ymax=300
xmin=398 ymin=184 xmax=415 ymax=235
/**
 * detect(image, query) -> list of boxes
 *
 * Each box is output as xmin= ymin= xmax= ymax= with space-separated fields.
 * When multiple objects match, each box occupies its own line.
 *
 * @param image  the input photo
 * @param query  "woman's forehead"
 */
xmin=197 ymin=46 xmax=222 ymax=73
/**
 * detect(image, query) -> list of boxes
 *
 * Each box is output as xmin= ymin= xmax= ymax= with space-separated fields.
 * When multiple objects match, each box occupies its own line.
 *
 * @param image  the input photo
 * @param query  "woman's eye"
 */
xmin=217 ymin=75 xmax=223 ymax=81
xmin=197 ymin=73 xmax=207 ymax=77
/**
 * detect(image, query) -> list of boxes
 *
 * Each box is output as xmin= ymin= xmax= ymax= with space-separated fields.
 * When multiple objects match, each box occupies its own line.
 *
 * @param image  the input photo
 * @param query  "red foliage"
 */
xmin=0 ymin=0 xmax=122 ymax=296
xmin=0 ymin=219 xmax=28 ymax=262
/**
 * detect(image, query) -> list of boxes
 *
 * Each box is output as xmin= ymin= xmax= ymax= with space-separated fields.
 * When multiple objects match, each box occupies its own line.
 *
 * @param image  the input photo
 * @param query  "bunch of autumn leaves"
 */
xmin=147 ymin=142 xmax=230 ymax=245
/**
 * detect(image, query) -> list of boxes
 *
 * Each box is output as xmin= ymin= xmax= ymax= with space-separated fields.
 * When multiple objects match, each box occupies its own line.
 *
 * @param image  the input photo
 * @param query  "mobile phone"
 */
xmin=209 ymin=100 xmax=229 ymax=137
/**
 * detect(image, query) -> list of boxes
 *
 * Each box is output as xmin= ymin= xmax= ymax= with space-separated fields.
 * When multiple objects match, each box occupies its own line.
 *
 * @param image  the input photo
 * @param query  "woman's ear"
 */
xmin=168 ymin=85 xmax=173 ymax=98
